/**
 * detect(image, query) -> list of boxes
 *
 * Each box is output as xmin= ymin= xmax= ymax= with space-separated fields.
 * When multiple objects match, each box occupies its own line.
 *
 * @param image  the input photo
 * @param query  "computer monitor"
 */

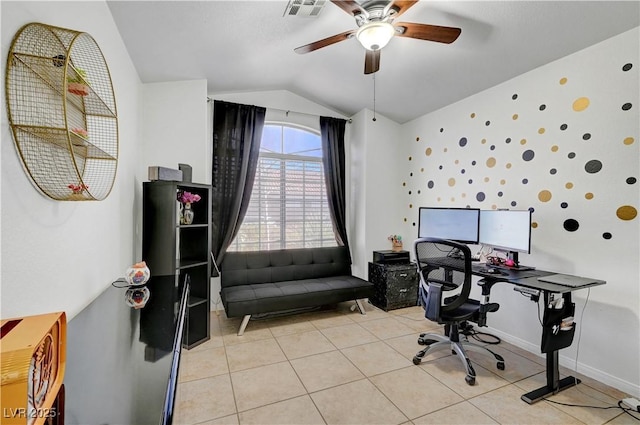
xmin=418 ymin=207 xmax=480 ymax=244
xmin=479 ymin=209 xmax=532 ymax=265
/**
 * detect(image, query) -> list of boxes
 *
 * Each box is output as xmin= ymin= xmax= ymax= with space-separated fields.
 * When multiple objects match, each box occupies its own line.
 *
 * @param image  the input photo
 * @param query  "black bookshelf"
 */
xmin=143 ymin=181 xmax=211 ymax=349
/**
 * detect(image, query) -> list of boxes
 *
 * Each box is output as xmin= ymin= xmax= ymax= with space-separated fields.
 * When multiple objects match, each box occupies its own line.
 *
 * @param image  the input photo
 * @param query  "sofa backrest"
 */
xmin=220 ymin=246 xmax=352 ymax=288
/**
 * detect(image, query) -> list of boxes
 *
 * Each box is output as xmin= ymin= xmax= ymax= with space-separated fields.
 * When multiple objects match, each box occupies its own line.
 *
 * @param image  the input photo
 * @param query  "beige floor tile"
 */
xmin=370 ymin=366 xmax=464 ymax=419
xmin=388 ymin=305 xmax=425 ymax=318
xmin=393 ymin=315 xmax=442 ymax=333
xmin=358 ymin=316 xmax=417 ymax=340
xmin=225 ymin=338 xmax=287 ymax=372
xmin=341 ymin=341 xmax=412 ymax=377
xmin=320 ymin=323 xmax=379 ymax=349
xmin=174 ymin=374 xmax=236 ymax=424
xmin=310 ymin=313 xmax=356 ymax=329
xmin=541 ymin=383 xmax=624 ymax=424
xmin=276 ymin=329 xmax=336 ymax=359
xmin=200 ymin=414 xmax=240 ymax=425
xmin=222 ymin=325 xmax=274 ymax=346
xmin=469 ymin=385 xmax=585 ymax=424
xmin=311 ymin=379 xmax=408 ymax=425
xmin=268 ymin=317 xmax=317 ymax=337
xmin=179 ymin=346 xmax=229 ymax=382
xmin=384 ymin=334 xmax=449 ymax=362
xmin=466 ymin=344 xmax=545 ymax=383
xmin=605 ymin=412 xmax=640 ymax=424
xmin=417 ymin=354 xmax=509 ymax=399
xmin=290 ymin=350 xmax=365 ymax=392
xmin=413 ymin=401 xmax=498 ymax=424
xmin=347 ymin=306 xmax=390 ymax=322
xmin=238 ymin=395 xmax=325 ymax=425
xmin=230 ymin=361 xmax=306 ymax=412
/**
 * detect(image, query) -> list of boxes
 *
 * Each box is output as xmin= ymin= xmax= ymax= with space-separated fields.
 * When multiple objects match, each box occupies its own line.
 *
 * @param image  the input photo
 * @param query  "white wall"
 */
xmin=398 ymin=28 xmax=639 ymax=396
xmin=1 ymin=1 xmax=142 ymax=319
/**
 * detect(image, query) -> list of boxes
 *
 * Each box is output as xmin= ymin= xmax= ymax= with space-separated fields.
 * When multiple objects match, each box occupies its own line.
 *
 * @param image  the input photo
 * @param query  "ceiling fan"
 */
xmin=294 ymin=0 xmax=461 ymax=74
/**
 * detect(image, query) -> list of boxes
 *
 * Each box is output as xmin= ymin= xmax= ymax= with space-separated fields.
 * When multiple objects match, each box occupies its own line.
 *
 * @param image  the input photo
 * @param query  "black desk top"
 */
xmin=64 ymin=276 xmax=184 ymax=425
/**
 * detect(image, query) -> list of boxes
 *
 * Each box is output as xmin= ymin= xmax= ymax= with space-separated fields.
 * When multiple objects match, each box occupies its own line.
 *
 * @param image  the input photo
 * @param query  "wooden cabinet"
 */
xmin=368 ymin=262 xmax=419 ymax=311
xmin=143 ymin=181 xmax=211 ymax=349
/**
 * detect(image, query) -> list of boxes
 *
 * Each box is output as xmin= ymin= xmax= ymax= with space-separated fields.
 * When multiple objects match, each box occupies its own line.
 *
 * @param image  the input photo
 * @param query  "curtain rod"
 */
xmin=207 ymin=97 xmax=352 ymax=124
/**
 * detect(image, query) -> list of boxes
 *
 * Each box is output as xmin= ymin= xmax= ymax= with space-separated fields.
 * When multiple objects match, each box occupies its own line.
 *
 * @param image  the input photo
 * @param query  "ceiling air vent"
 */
xmin=284 ymin=0 xmax=327 ymax=17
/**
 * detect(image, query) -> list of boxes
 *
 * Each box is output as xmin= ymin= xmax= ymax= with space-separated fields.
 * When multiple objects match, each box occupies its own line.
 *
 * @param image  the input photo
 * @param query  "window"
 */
xmin=228 ymin=124 xmax=337 ymax=251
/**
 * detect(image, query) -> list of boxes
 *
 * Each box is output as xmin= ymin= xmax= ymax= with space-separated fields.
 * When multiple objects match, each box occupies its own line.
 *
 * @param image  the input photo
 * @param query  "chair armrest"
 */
xmin=421 ymin=282 xmax=442 ymax=322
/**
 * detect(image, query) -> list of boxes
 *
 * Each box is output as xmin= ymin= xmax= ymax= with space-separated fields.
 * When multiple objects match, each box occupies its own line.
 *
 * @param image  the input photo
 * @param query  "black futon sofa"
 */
xmin=220 ymin=246 xmax=374 ymax=335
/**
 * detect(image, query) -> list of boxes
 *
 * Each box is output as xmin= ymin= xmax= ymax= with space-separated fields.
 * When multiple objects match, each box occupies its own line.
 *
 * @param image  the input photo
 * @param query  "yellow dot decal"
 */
xmin=506 ymin=163 xmax=512 ymax=169
xmin=416 ymin=137 xmax=420 ymax=142
xmin=512 ymin=114 xmax=518 ymax=120
xmin=560 ymin=77 xmax=568 ymax=85
xmin=461 ymin=193 xmax=466 ymax=198
xmin=532 ymin=222 xmax=538 ymax=229
xmin=566 ymin=182 xmax=574 ymax=189
xmin=451 ymin=197 xmax=455 ymax=202
xmin=471 ymin=113 xmax=476 ymax=118
xmin=538 ymin=190 xmax=552 ymax=202
xmin=624 ymin=137 xmax=635 ymax=145
xmin=437 ymin=197 xmax=442 ymax=202
xmin=408 ymin=156 xmax=412 ymax=161
xmin=486 ymin=157 xmax=496 ymax=168
xmin=538 ymin=128 xmax=545 ymax=134
xmin=500 ymin=179 xmax=506 ymax=185
xmin=484 ymin=177 xmax=490 ymax=183
xmin=551 ymin=145 xmax=559 ymax=152
xmin=617 ymin=205 xmax=637 ymax=220
xmin=420 ymin=168 xmax=424 ymax=172
xmin=481 ymin=138 xmax=487 ymax=144
xmin=448 ymin=178 xmax=456 ymax=187
xmin=409 ymin=204 xmax=413 ymax=208
xmin=455 ymin=159 xmax=459 ymax=164
xmin=520 ymin=139 xmax=527 ymax=145
xmin=402 ymin=182 xmax=406 ymax=186
xmin=444 ymin=148 xmax=448 ymax=153
xmin=426 ymin=148 xmax=432 ymax=156
xmin=585 ymin=192 xmax=594 ymax=200
xmin=573 ymin=97 xmax=590 ymax=111
xmin=404 ymin=217 xmax=407 ymax=222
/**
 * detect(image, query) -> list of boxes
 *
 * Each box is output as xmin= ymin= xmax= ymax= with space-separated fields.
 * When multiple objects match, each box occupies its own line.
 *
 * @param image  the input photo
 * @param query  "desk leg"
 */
xmin=521 ymin=350 xmax=581 ymax=404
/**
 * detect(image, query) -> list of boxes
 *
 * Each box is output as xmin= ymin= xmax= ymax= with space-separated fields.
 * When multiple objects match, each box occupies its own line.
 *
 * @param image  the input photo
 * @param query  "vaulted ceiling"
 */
xmin=107 ymin=1 xmax=640 ymax=123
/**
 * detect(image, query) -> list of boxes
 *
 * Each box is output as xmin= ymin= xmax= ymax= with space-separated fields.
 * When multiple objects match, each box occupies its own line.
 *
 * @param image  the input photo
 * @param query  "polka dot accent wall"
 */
xmin=403 ymin=46 xmax=638 ymax=244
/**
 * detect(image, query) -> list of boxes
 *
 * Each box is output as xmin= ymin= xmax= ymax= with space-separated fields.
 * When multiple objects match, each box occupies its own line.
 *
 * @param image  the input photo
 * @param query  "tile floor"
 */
xmin=174 ymin=302 xmax=636 ymax=425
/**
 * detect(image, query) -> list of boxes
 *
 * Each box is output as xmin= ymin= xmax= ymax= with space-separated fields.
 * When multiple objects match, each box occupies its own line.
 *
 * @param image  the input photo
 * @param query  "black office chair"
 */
xmin=412 ymin=237 xmax=505 ymax=385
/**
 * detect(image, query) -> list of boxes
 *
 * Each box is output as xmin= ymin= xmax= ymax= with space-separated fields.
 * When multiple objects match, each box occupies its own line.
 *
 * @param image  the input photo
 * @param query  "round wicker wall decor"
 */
xmin=5 ymin=22 xmax=118 ymax=201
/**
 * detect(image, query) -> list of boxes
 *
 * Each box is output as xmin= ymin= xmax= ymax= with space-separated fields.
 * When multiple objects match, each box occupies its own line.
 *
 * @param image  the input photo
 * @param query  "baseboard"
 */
xmin=483 ymin=326 xmax=640 ymax=398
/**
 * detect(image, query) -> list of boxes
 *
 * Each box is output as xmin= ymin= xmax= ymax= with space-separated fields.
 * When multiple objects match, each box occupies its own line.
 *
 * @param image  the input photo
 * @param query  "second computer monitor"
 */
xmin=418 ymin=207 xmax=480 ymax=244
xmin=478 ymin=209 xmax=532 ymax=254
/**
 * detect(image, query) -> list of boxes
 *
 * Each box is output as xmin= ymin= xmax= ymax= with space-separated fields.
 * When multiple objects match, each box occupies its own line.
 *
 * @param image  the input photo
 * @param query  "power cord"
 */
xmin=460 ymin=322 xmax=501 ymax=344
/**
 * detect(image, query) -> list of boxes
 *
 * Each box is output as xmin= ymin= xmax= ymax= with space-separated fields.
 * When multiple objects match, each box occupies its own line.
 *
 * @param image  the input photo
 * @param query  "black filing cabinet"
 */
xmin=368 ymin=261 xmax=419 ymax=311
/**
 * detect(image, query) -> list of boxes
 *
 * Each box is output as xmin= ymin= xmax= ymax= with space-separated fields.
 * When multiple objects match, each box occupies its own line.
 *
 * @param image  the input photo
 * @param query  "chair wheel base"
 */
xmin=413 ymin=356 xmax=422 ymax=365
xmin=465 ymin=375 xmax=476 ymax=385
xmin=417 ymin=337 xmax=437 ymax=346
xmin=497 ymin=361 xmax=505 ymax=370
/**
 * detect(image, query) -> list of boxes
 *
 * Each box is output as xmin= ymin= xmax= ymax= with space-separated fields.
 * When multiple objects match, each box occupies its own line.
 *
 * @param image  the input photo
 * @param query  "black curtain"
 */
xmin=320 ymin=116 xmax=349 ymax=248
xmin=211 ymin=100 xmax=266 ymax=266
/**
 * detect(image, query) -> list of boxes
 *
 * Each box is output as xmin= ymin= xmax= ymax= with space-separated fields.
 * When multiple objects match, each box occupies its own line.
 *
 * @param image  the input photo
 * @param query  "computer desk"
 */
xmin=469 ymin=264 xmax=606 ymax=404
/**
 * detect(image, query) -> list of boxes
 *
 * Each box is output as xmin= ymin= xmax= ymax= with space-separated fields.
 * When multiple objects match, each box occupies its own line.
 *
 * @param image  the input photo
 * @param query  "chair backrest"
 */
xmin=414 ymin=237 xmax=473 ymax=318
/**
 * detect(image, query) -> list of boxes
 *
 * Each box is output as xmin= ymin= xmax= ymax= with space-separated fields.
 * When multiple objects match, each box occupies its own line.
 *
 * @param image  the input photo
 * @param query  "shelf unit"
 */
xmin=5 ymin=23 xmax=118 ymax=201
xmin=142 ymin=181 xmax=211 ymax=349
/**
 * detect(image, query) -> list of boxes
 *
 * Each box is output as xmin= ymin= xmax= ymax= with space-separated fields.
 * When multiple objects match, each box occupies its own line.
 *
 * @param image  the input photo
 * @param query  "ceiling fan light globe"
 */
xmin=356 ymin=22 xmax=395 ymax=51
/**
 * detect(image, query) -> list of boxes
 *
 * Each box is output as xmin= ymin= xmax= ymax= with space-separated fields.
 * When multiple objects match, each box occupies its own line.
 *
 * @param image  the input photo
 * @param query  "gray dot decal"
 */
xmin=622 ymin=63 xmax=633 ymax=71
xmin=563 ymin=219 xmax=579 ymax=232
xmin=512 ymin=94 xmax=518 ymax=100
xmin=471 ymin=160 xmax=477 ymax=166
xmin=603 ymin=232 xmax=612 ymax=240
xmin=568 ymin=152 xmax=576 ymax=159
xmin=522 ymin=150 xmax=535 ymax=161
xmin=522 ymin=178 xmax=528 ymax=184
xmin=505 ymin=138 xmax=512 ymax=144
xmin=582 ymin=133 xmax=591 ymax=140
xmin=485 ymin=121 xmax=490 ymax=126
xmin=561 ymin=202 xmax=568 ymax=208
xmin=439 ymin=165 xmax=443 ymax=170
xmin=476 ymin=192 xmax=486 ymax=202
xmin=622 ymin=103 xmax=632 ymax=111
xmin=560 ymin=124 xmax=567 ymax=130
xmin=468 ymin=179 xmax=473 ymax=184
xmin=511 ymin=201 xmax=517 ymax=207
xmin=459 ymin=137 xmax=467 ymax=147
xmin=498 ymin=191 xmax=503 ymax=197
xmin=585 ymin=159 xmax=602 ymax=174
xmin=539 ymin=104 xmax=546 ymax=111
xmin=440 ymin=128 xmax=444 ymax=133
xmin=490 ymin=145 xmax=496 ymax=151
xmin=627 ymin=177 xmax=637 ymax=184
xmin=550 ymin=168 xmax=557 ymax=175
xmin=428 ymin=181 xmax=434 ymax=188
xmin=461 ymin=169 xmax=466 ymax=174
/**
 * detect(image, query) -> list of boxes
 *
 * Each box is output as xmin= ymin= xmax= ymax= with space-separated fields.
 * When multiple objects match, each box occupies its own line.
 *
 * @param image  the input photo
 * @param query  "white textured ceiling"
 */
xmin=107 ymin=1 xmax=640 ymax=123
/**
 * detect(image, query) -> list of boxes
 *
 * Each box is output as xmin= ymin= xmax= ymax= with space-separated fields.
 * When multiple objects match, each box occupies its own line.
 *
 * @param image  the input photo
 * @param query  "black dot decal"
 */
xmin=582 ymin=133 xmax=591 ymax=140
xmin=560 ymin=124 xmax=567 ymax=130
xmin=428 ymin=181 xmax=434 ymax=189
xmin=471 ymin=160 xmax=477 ymax=166
xmin=410 ymin=172 xmax=413 ymax=176
xmin=568 ymin=152 xmax=576 ymax=159
xmin=529 ymin=207 xmax=535 ymax=213
xmin=511 ymin=201 xmax=517 ymax=207
xmin=439 ymin=165 xmax=443 ymax=170
xmin=512 ymin=94 xmax=518 ymax=100
xmin=622 ymin=63 xmax=633 ymax=71
xmin=539 ymin=104 xmax=546 ymax=111
xmin=603 ymin=232 xmax=612 ymax=240
xmin=561 ymin=202 xmax=568 ymax=208
xmin=627 ymin=177 xmax=637 ymax=184
xmin=418 ymin=190 xmax=421 ymax=194
xmin=505 ymin=138 xmax=511 ymax=144
xmin=522 ymin=150 xmax=535 ymax=161
xmin=468 ymin=179 xmax=473 ymax=184
xmin=461 ymin=169 xmax=466 ymax=174
xmin=498 ymin=191 xmax=503 ymax=197
xmin=413 ymin=222 xmax=416 ymax=226
xmin=408 ymin=191 xmax=412 ymax=195
xmin=550 ymin=168 xmax=557 ymax=175
xmin=490 ymin=145 xmax=496 ymax=151
xmin=585 ymin=159 xmax=602 ymax=174
xmin=563 ymin=219 xmax=579 ymax=232
xmin=485 ymin=121 xmax=491 ymax=126
xmin=522 ymin=178 xmax=528 ymax=184
xmin=622 ymin=103 xmax=632 ymax=111
xmin=459 ymin=137 xmax=468 ymax=147
xmin=440 ymin=128 xmax=444 ymax=133
xmin=476 ymin=192 xmax=486 ymax=202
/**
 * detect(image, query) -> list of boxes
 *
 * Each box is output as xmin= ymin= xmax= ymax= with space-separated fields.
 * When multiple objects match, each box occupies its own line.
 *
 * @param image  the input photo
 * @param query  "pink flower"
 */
xmin=68 ymin=183 xmax=89 ymax=194
xmin=177 ymin=191 xmax=201 ymax=204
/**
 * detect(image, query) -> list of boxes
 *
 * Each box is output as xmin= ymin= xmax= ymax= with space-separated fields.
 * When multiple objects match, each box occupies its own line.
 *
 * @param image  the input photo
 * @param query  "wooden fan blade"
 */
xmin=388 ymin=1 xmax=418 ymax=18
xmin=294 ymin=29 xmax=356 ymax=54
xmin=394 ymin=22 xmax=461 ymax=44
xmin=331 ymin=0 xmax=365 ymax=17
xmin=364 ymin=49 xmax=380 ymax=74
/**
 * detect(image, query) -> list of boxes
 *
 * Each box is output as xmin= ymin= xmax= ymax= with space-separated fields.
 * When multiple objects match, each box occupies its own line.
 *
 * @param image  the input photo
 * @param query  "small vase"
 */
xmin=182 ymin=202 xmax=194 ymax=225
xmin=392 ymin=242 xmax=403 ymax=252
xmin=125 ymin=261 xmax=151 ymax=286
xmin=68 ymin=82 xmax=89 ymax=96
